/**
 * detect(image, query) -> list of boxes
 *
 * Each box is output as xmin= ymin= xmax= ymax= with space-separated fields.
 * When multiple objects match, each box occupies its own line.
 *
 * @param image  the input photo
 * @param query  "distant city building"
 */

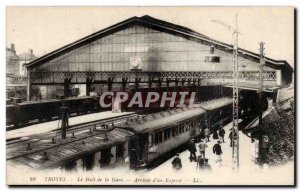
xmin=19 ymin=49 xmax=38 ymax=76
xmin=6 ymin=43 xmax=29 ymax=100
xmin=6 ymin=43 xmax=20 ymax=75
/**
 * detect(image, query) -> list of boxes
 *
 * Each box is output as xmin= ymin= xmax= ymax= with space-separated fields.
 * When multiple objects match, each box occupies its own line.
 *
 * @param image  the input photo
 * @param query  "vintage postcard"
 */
xmin=6 ymin=6 xmax=295 ymax=186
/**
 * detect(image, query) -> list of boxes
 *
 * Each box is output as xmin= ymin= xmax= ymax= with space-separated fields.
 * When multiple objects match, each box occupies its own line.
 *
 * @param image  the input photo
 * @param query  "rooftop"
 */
xmin=25 ymin=15 xmax=292 ymax=73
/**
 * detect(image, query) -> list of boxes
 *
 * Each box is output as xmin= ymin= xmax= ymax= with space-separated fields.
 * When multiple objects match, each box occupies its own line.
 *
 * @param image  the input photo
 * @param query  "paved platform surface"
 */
xmin=148 ymin=121 xmax=259 ymax=183
xmin=7 ymin=111 xmax=134 ymax=140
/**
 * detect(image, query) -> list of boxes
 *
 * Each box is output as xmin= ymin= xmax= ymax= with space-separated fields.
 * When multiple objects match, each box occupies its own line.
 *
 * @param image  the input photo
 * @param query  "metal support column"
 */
xmin=232 ymin=14 xmax=239 ymax=169
xmin=174 ymin=79 xmax=179 ymax=90
xmin=166 ymin=78 xmax=171 ymax=91
xmin=157 ymin=78 xmax=162 ymax=89
xmin=59 ymin=103 xmax=69 ymax=139
xmin=122 ymin=78 xmax=128 ymax=91
xmin=86 ymin=78 xmax=93 ymax=96
xmin=181 ymin=79 xmax=186 ymax=87
xmin=64 ymin=78 xmax=71 ymax=98
xmin=148 ymin=78 xmax=153 ymax=89
xmin=135 ymin=78 xmax=141 ymax=90
xmin=258 ymin=42 xmax=265 ymax=165
xmin=197 ymin=79 xmax=201 ymax=102
xmin=108 ymin=78 xmax=114 ymax=91
xmin=26 ymin=72 xmax=31 ymax=101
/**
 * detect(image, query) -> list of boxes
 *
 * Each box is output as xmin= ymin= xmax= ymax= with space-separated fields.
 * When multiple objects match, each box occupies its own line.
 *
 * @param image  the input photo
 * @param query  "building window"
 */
xmin=205 ymin=56 xmax=220 ymax=63
xmin=210 ymin=46 xmax=215 ymax=54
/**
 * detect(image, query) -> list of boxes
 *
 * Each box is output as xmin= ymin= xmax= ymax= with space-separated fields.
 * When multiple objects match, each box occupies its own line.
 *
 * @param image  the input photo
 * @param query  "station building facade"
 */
xmin=25 ymin=15 xmax=293 ymax=100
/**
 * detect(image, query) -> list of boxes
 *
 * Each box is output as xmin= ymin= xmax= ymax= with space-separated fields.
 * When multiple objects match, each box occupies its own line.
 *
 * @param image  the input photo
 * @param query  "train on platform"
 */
xmin=6 ymin=96 xmax=105 ymax=127
xmin=6 ymin=86 xmax=200 ymax=128
xmin=115 ymin=97 xmax=233 ymax=169
xmin=56 ymin=97 xmax=233 ymax=171
xmin=8 ymin=96 xmax=260 ymax=171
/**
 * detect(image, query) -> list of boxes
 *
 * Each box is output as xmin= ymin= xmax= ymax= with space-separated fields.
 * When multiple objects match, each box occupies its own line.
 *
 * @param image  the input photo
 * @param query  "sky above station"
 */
xmin=6 ymin=6 xmax=294 ymax=68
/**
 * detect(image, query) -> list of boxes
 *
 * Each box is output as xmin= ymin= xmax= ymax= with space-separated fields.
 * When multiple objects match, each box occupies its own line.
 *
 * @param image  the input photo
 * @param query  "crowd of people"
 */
xmin=172 ymin=124 xmax=238 ymax=171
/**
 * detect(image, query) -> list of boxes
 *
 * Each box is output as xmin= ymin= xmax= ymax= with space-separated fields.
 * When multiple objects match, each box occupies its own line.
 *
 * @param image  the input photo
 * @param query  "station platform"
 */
xmin=6 ymin=111 xmax=135 ymax=140
xmin=147 ymin=121 xmax=294 ymax=185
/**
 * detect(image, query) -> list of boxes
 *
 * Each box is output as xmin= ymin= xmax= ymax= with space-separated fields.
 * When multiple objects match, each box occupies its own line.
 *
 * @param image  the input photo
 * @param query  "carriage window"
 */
xmin=172 ymin=126 xmax=178 ymax=137
xmin=185 ymin=121 xmax=190 ymax=131
xmin=154 ymin=132 xmax=159 ymax=144
xmin=148 ymin=134 xmax=154 ymax=147
xmin=158 ymin=132 xmax=162 ymax=143
xmin=164 ymin=128 xmax=171 ymax=140
xmin=179 ymin=123 xmax=184 ymax=133
xmin=154 ymin=131 xmax=163 ymax=145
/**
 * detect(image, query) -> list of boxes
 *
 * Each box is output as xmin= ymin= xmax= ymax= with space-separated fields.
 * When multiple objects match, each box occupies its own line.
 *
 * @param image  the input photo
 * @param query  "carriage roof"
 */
xmin=119 ymin=107 xmax=206 ymax=133
xmin=17 ymin=99 xmax=60 ymax=105
xmin=198 ymin=97 xmax=232 ymax=111
xmin=6 ymin=128 xmax=134 ymax=169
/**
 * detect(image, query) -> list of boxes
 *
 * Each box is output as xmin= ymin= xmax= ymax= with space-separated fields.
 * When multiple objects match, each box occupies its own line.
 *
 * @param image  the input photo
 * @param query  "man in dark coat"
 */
xmin=219 ymin=126 xmax=225 ymax=143
xmin=213 ymin=130 xmax=219 ymax=140
xmin=172 ymin=153 xmax=182 ymax=170
xmin=187 ymin=139 xmax=197 ymax=161
xmin=213 ymin=141 xmax=223 ymax=166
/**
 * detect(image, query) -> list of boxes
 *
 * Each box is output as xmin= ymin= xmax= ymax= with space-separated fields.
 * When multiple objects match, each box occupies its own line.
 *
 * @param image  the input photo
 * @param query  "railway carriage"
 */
xmin=6 ymin=96 xmax=103 ymax=127
xmin=201 ymin=98 xmax=233 ymax=130
xmin=116 ymin=97 xmax=233 ymax=169
xmin=65 ymin=96 xmax=97 ymax=115
xmin=6 ymin=105 xmax=15 ymax=126
xmin=7 ymin=97 xmax=234 ymax=171
xmin=117 ymin=107 xmax=206 ymax=169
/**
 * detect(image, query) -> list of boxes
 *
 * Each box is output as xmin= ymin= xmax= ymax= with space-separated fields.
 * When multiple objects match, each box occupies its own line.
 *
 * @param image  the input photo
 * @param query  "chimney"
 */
xmin=29 ymin=49 xmax=33 ymax=55
xmin=11 ymin=43 xmax=15 ymax=53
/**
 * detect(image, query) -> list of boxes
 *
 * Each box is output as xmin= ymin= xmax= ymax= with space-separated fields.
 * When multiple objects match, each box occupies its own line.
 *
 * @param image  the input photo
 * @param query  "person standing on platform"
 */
xmin=196 ymin=123 xmax=202 ymax=142
xmin=187 ymin=139 xmax=197 ymax=161
xmin=198 ymin=139 xmax=208 ymax=159
xmin=212 ymin=126 xmax=219 ymax=140
xmin=229 ymin=129 xmax=238 ymax=147
xmin=213 ymin=141 xmax=223 ymax=166
xmin=172 ymin=153 xmax=182 ymax=170
xmin=219 ymin=126 xmax=225 ymax=143
xmin=204 ymin=127 xmax=210 ymax=142
xmin=196 ymin=155 xmax=205 ymax=170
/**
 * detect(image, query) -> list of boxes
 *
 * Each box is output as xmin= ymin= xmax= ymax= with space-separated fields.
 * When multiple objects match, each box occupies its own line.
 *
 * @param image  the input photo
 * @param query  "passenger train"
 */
xmin=8 ymin=96 xmax=259 ymax=171
xmin=116 ymin=97 xmax=233 ymax=169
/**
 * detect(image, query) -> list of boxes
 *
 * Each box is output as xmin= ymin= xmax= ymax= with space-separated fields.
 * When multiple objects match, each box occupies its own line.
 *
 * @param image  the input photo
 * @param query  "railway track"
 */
xmin=6 ymin=112 xmax=138 ymax=147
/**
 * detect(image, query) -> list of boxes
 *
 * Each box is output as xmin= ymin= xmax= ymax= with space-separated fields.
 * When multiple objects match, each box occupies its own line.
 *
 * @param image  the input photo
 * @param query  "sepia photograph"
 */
xmin=5 ymin=6 xmax=295 ymax=186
